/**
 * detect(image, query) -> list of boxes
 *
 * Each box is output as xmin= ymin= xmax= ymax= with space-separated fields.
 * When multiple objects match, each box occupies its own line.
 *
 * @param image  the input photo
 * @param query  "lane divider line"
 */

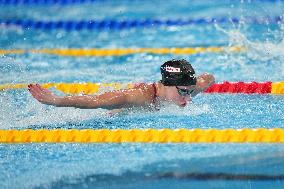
xmin=0 ymin=0 xmax=98 ymax=5
xmin=0 ymin=0 xmax=283 ymax=5
xmin=0 ymin=46 xmax=244 ymax=56
xmin=1 ymin=128 xmax=283 ymax=143
xmin=0 ymin=17 xmax=282 ymax=31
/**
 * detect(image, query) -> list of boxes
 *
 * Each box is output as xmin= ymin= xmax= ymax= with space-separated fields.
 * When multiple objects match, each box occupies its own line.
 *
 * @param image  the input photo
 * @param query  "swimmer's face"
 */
xmin=164 ymin=85 xmax=196 ymax=107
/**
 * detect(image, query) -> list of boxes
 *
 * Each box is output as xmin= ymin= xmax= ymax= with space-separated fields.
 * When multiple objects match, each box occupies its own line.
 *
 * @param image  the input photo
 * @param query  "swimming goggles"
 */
xmin=176 ymin=87 xmax=195 ymax=96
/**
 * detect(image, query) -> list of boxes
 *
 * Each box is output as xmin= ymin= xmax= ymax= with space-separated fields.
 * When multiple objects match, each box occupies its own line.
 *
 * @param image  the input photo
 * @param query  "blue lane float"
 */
xmin=0 ymin=0 xmax=98 ymax=5
xmin=0 ymin=0 xmax=283 ymax=5
xmin=0 ymin=17 xmax=282 ymax=31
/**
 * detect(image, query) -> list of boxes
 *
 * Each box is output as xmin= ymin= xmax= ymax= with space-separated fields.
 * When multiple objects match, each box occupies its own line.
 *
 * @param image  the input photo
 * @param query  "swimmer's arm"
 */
xmin=56 ymin=90 xmax=145 ymax=109
xmin=28 ymin=84 xmax=147 ymax=109
xmin=191 ymin=73 xmax=215 ymax=97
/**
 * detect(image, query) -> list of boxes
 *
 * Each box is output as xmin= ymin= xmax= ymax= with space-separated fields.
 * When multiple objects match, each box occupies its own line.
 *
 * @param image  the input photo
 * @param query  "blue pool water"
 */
xmin=1 ymin=0 xmax=284 ymax=188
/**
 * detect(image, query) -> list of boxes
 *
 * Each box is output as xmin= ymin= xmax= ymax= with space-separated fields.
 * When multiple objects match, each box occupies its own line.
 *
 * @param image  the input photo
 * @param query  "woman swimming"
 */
xmin=28 ymin=59 xmax=215 ymax=110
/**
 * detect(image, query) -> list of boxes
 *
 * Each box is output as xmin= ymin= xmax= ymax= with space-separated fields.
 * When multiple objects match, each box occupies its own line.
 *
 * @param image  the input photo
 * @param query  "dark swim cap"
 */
xmin=160 ymin=59 xmax=196 ymax=86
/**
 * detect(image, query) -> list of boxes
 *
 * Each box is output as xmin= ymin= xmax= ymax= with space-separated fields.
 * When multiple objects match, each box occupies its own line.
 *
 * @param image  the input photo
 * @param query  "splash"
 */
xmin=215 ymin=22 xmax=284 ymax=62
xmin=157 ymin=102 xmax=211 ymax=116
xmin=0 ymin=91 xmax=110 ymax=129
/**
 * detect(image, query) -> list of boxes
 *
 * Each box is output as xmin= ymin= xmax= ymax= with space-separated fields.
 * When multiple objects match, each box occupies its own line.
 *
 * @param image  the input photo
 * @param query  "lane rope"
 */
xmin=0 ymin=17 xmax=282 ymax=31
xmin=0 ymin=46 xmax=243 ymax=56
xmin=0 ymin=0 xmax=98 ymax=5
xmin=0 ymin=0 xmax=283 ymax=5
xmin=1 ymin=128 xmax=283 ymax=143
xmin=1 ymin=81 xmax=283 ymax=94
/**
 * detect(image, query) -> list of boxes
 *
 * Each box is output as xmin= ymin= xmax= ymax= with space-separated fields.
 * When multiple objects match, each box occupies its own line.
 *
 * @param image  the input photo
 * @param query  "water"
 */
xmin=1 ymin=0 xmax=284 ymax=188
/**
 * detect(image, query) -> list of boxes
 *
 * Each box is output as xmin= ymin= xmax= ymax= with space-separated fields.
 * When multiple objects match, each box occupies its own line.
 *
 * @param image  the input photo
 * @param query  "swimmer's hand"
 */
xmin=28 ymin=84 xmax=60 ymax=105
xmin=191 ymin=73 xmax=215 ymax=97
xmin=197 ymin=73 xmax=215 ymax=89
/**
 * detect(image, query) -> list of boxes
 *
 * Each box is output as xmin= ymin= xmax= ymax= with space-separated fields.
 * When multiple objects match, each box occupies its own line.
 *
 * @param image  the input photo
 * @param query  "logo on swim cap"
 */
xmin=165 ymin=66 xmax=181 ymax=73
xmin=160 ymin=59 xmax=196 ymax=86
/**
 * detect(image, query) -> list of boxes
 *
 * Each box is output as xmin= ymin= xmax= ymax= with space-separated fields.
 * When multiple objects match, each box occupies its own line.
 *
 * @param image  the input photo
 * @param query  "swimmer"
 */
xmin=28 ymin=59 xmax=215 ymax=110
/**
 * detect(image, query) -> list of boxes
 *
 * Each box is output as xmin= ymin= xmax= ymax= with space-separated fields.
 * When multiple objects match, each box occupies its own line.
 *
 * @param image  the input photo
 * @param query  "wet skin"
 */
xmin=28 ymin=73 xmax=215 ymax=110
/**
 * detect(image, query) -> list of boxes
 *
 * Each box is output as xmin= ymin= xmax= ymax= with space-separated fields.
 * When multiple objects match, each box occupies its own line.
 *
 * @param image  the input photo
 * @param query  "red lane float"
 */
xmin=205 ymin=81 xmax=272 ymax=94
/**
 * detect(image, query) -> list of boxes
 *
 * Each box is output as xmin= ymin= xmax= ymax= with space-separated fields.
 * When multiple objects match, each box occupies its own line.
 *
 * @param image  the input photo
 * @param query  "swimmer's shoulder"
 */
xmin=129 ymin=82 xmax=157 ymax=102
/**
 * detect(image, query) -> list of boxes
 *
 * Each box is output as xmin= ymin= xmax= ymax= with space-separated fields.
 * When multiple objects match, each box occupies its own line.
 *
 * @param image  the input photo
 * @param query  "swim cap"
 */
xmin=160 ymin=59 xmax=196 ymax=86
